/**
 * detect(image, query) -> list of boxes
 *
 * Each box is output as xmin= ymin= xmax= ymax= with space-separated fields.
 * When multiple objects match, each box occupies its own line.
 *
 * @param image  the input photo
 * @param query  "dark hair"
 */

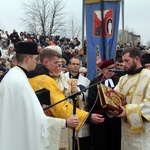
xmin=122 ymin=47 xmax=142 ymax=62
xmin=0 ymin=67 xmax=6 ymax=73
xmin=16 ymin=54 xmax=33 ymax=63
xmin=40 ymin=49 xmax=61 ymax=63
xmin=69 ymin=56 xmax=80 ymax=64
xmin=115 ymin=57 xmax=123 ymax=63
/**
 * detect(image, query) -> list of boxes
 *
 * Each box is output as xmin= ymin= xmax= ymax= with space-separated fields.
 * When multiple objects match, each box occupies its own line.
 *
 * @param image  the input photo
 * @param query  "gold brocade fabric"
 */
xmin=114 ymin=69 xmax=150 ymax=150
xmin=28 ymin=75 xmax=88 ymax=133
xmin=126 ymin=104 xmax=145 ymax=134
xmin=97 ymin=83 xmax=126 ymax=112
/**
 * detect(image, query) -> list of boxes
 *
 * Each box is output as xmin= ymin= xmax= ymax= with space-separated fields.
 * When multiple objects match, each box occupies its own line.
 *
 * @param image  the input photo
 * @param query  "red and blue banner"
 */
xmin=85 ymin=0 xmax=120 ymax=80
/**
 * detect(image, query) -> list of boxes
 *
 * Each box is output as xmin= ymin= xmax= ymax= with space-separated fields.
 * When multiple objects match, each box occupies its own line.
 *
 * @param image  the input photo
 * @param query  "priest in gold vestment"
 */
xmin=28 ymin=48 xmax=105 ymax=149
xmin=114 ymin=47 xmax=150 ymax=150
xmin=0 ymin=42 xmax=80 ymax=150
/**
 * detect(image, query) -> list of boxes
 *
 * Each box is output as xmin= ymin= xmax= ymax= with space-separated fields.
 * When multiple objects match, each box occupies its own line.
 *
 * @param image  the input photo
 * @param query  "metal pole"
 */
xmin=101 ymin=0 xmax=106 ymax=60
xmin=72 ymin=96 xmax=77 ymax=150
xmin=82 ymin=0 xmax=85 ymax=51
xmin=122 ymin=0 xmax=125 ymax=50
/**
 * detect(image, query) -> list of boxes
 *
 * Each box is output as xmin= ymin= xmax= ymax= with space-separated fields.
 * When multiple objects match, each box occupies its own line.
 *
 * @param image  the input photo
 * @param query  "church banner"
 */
xmin=86 ymin=0 xmax=120 ymax=80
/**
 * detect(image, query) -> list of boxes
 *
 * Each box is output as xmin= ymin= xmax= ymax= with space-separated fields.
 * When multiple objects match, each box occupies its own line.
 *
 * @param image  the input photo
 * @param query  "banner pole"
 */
xmin=101 ymin=0 xmax=106 ymax=60
xmin=82 ymin=0 xmax=86 ymax=51
xmin=122 ymin=0 xmax=125 ymax=50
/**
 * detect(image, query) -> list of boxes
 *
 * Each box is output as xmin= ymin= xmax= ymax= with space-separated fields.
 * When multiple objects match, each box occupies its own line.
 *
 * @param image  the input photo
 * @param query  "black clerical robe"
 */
xmin=88 ymin=74 xmax=121 ymax=150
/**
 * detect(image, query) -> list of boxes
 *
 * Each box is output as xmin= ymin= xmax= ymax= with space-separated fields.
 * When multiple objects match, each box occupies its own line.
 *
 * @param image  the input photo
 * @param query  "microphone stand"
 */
xmin=71 ymin=93 xmax=78 ymax=150
xmin=43 ymin=89 xmax=82 ymax=150
xmin=43 ymin=90 xmax=82 ymax=111
xmin=43 ymin=76 xmax=113 ymax=150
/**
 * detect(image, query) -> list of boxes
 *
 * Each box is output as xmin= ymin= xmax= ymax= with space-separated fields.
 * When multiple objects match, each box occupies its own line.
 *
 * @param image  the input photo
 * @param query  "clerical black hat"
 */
xmin=142 ymin=53 xmax=150 ymax=65
xmin=16 ymin=42 xmax=38 ymax=55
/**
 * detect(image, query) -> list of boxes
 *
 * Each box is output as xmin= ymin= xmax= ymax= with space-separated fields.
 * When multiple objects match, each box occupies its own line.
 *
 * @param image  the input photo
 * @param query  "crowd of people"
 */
xmin=0 ymin=29 xmax=150 ymax=77
xmin=0 ymin=28 xmax=150 ymax=150
xmin=0 ymin=29 xmax=88 ymax=77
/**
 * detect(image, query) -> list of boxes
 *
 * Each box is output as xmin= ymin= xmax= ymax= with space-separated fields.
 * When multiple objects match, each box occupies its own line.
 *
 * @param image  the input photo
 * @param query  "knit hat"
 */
xmin=8 ymin=44 xmax=14 ymax=49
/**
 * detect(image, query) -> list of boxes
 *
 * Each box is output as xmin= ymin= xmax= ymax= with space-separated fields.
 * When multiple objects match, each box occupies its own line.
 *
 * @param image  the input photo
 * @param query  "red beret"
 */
xmin=97 ymin=59 xmax=114 ymax=69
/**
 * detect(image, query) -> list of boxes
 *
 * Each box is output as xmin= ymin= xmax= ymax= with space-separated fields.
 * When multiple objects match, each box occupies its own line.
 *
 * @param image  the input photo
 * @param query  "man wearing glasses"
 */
xmin=65 ymin=56 xmax=91 ymax=150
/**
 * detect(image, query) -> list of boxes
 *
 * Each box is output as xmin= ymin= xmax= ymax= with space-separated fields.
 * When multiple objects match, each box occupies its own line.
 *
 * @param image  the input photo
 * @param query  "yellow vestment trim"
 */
xmin=85 ymin=0 xmax=120 ymax=4
xmin=126 ymin=104 xmax=145 ymax=134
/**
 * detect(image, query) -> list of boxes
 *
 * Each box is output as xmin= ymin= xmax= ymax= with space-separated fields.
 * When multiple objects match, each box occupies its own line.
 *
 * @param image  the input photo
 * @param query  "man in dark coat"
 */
xmin=88 ymin=59 xmax=121 ymax=150
xmin=9 ymin=29 xmax=19 ymax=48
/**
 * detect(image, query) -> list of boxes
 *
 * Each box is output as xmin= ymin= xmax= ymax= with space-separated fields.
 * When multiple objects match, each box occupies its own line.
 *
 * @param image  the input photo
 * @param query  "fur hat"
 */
xmin=97 ymin=59 xmax=114 ymax=69
xmin=16 ymin=42 xmax=38 ymax=55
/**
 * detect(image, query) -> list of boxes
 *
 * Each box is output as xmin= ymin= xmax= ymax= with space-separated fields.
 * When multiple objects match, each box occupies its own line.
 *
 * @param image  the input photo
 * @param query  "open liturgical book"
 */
xmin=97 ymin=84 xmax=126 ymax=113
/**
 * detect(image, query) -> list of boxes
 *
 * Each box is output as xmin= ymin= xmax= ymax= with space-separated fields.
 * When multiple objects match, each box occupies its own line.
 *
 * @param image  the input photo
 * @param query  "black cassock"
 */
xmin=88 ymin=74 xmax=121 ymax=150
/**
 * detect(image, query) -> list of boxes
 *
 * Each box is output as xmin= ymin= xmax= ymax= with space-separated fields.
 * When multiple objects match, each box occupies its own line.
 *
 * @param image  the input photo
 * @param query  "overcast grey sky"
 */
xmin=0 ymin=0 xmax=149 ymax=45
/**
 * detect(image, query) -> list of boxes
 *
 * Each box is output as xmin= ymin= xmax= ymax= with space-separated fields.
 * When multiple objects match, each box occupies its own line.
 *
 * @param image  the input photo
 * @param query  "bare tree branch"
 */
xmin=20 ymin=0 xmax=82 ymax=41
xmin=67 ymin=14 xmax=82 ymax=39
xmin=20 ymin=0 xmax=66 ymax=35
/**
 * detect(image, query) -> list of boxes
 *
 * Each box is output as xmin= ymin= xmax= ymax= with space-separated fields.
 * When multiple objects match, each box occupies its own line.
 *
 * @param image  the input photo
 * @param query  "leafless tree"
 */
xmin=66 ymin=14 xmax=82 ymax=39
xmin=21 ymin=0 xmax=67 ymax=35
xmin=146 ymin=41 xmax=150 ymax=48
xmin=0 ymin=20 xmax=5 ymax=30
xmin=117 ymin=26 xmax=141 ymax=46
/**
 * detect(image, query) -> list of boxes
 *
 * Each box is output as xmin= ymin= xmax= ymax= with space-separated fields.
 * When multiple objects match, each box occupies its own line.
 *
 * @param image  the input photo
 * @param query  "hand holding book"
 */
xmin=35 ymin=88 xmax=50 ymax=106
xmin=97 ymin=84 xmax=126 ymax=114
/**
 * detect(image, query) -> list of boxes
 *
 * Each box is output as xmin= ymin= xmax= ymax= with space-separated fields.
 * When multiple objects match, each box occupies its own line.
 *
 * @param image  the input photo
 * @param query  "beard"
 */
xmin=125 ymin=61 xmax=137 ymax=74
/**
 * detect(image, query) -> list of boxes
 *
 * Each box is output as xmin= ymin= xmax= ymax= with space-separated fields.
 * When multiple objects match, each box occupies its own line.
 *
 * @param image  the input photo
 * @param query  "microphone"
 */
xmin=109 ymin=69 xmax=125 ymax=74
xmin=43 ymin=76 xmax=113 ymax=111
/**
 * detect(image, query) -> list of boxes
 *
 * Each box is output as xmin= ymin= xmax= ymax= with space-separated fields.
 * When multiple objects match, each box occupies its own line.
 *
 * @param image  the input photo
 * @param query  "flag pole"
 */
xmin=101 ymin=0 xmax=106 ymax=60
xmin=82 ymin=0 xmax=85 ymax=51
xmin=122 ymin=0 xmax=125 ymax=50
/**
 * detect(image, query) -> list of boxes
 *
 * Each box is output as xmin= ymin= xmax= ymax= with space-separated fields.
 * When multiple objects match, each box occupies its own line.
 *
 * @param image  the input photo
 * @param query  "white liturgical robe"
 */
xmin=0 ymin=66 xmax=65 ymax=150
xmin=115 ymin=69 xmax=150 ymax=150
